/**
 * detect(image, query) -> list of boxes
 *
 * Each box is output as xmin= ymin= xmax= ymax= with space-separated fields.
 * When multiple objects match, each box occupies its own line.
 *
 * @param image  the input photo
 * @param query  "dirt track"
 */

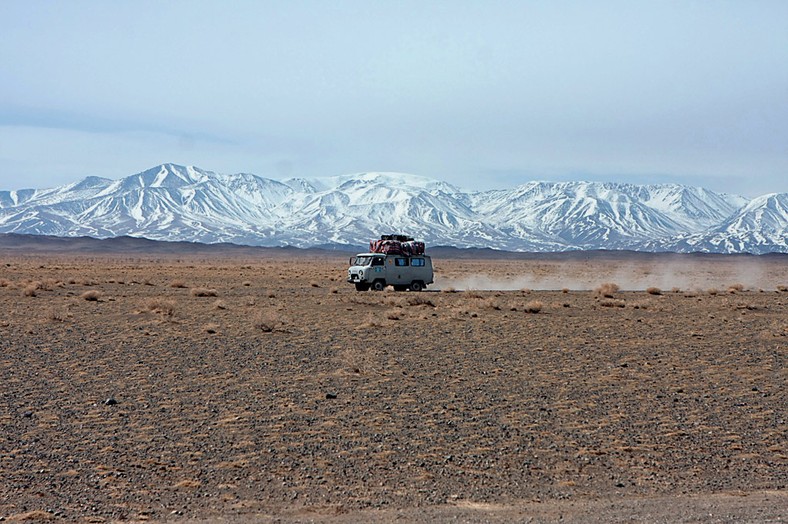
xmin=0 ymin=252 xmax=786 ymax=522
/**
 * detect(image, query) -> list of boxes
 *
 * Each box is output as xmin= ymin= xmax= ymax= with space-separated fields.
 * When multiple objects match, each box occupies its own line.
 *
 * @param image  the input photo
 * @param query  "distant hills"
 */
xmin=1 ymin=163 xmax=786 ymax=254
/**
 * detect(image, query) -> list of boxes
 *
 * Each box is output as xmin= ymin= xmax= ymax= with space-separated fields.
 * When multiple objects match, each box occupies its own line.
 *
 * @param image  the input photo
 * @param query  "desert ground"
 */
xmin=0 ymin=246 xmax=786 ymax=522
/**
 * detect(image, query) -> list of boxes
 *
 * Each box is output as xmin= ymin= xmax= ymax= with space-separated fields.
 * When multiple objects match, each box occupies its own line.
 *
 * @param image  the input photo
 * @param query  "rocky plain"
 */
xmin=0 ymin=244 xmax=786 ymax=522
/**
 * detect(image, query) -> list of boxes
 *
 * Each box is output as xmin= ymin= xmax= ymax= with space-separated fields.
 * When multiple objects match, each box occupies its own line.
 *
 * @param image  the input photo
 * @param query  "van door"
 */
xmin=389 ymin=256 xmax=410 ymax=285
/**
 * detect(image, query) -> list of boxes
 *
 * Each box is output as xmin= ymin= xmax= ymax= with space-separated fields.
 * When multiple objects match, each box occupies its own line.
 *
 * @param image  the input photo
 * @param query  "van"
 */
xmin=347 ymin=253 xmax=434 ymax=291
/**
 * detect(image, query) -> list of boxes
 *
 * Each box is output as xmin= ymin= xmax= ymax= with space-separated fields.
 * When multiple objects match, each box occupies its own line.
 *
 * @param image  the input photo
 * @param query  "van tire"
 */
xmin=371 ymin=280 xmax=386 ymax=291
xmin=409 ymin=281 xmax=423 ymax=292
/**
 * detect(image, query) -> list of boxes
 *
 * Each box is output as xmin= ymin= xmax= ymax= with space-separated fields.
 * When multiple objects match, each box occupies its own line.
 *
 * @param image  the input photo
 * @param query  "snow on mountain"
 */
xmin=647 ymin=193 xmax=788 ymax=254
xmin=0 ymin=163 xmax=785 ymax=253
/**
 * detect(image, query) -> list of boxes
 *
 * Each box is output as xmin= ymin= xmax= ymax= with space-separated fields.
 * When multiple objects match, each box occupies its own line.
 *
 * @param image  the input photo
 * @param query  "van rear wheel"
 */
xmin=409 ymin=281 xmax=423 ymax=292
xmin=371 ymin=280 xmax=386 ymax=291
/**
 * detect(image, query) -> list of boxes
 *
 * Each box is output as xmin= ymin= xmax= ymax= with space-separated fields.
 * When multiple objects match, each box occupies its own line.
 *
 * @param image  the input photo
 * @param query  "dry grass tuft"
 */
xmin=358 ymin=314 xmax=385 ymax=329
xmin=523 ymin=300 xmax=543 ymax=313
xmin=80 ymin=290 xmax=102 ymax=301
xmin=595 ymin=282 xmax=620 ymax=298
xmin=143 ymin=298 xmax=176 ymax=317
xmin=727 ymin=283 xmax=745 ymax=293
xmin=469 ymin=297 xmax=501 ymax=310
xmin=441 ymin=286 xmax=458 ymax=293
xmin=671 ymin=287 xmax=682 ymax=293
xmin=310 ymin=281 xmax=320 ymax=288
xmin=561 ymin=288 xmax=570 ymax=294
xmin=406 ymin=295 xmax=435 ymax=307
xmin=242 ymin=281 xmax=252 ymax=287
xmin=22 ymin=284 xmax=38 ymax=297
xmin=0 ymin=278 xmax=12 ymax=288
xmin=330 ymin=287 xmax=339 ymax=294
xmin=203 ymin=323 xmax=219 ymax=334
xmin=646 ymin=287 xmax=662 ymax=295
xmin=47 ymin=307 xmax=71 ymax=322
xmin=213 ymin=299 xmax=227 ymax=310
xmin=253 ymin=310 xmax=284 ymax=332
xmin=600 ymin=299 xmax=626 ymax=308
xmin=777 ymin=285 xmax=788 ymax=292
xmin=708 ymin=288 xmax=719 ymax=296
xmin=169 ymin=280 xmax=188 ymax=288
xmin=191 ymin=287 xmax=218 ymax=297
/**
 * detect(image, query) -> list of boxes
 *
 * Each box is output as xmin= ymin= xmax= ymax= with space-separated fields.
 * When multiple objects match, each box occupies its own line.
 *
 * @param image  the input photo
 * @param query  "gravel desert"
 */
xmin=1 ymin=242 xmax=786 ymax=522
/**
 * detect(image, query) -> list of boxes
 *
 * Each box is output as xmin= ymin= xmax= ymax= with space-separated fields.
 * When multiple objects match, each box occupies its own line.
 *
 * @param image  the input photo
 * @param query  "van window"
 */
xmin=371 ymin=257 xmax=385 ymax=266
xmin=395 ymin=258 xmax=409 ymax=266
xmin=411 ymin=258 xmax=425 ymax=267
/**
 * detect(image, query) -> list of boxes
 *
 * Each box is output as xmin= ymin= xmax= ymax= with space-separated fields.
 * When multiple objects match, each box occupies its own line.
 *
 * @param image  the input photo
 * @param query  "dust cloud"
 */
xmin=434 ymin=257 xmax=786 ymax=292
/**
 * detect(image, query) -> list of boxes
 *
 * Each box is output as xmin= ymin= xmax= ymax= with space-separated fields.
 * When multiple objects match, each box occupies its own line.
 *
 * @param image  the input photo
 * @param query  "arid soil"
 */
xmin=0 ymin=250 xmax=786 ymax=522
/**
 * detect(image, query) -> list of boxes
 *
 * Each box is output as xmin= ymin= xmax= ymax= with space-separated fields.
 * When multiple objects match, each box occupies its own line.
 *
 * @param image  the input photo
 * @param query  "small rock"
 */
xmin=325 ymin=393 xmax=337 ymax=400
xmin=104 ymin=397 xmax=118 ymax=406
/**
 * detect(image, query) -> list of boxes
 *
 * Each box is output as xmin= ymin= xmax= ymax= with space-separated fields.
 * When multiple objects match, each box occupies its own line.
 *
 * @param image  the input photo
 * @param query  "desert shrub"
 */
xmin=524 ymin=300 xmax=543 ymax=313
xmin=203 ymin=323 xmax=219 ymax=334
xmin=22 ymin=284 xmax=37 ymax=297
xmin=310 ymin=281 xmax=320 ymax=288
xmin=81 ymin=290 xmax=102 ymax=301
xmin=253 ymin=310 xmax=283 ymax=332
xmin=777 ymin=285 xmax=788 ymax=292
xmin=213 ymin=299 xmax=227 ymax=310
xmin=646 ymin=287 xmax=662 ymax=295
xmin=0 ymin=278 xmax=11 ymax=287
xmin=707 ymin=288 xmax=719 ymax=296
xmin=600 ymin=299 xmax=626 ymax=308
xmin=727 ymin=283 xmax=745 ymax=293
xmin=143 ymin=298 xmax=176 ymax=317
xmin=242 ymin=281 xmax=252 ymax=287
xmin=386 ymin=311 xmax=401 ymax=320
xmin=595 ymin=282 xmax=620 ymax=298
xmin=671 ymin=287 xmax=682 ymax=293
xmin=169 ymin=280 xmax=188 ymax=288
xmin=191 ymin=287 xmax=218 ymax=297
xmin=330 ymin=287 xmax=339 ymax=294
xmin=441 ymin=286 xmax=458 ymax=293
xmin=521 ymin=288 xmax=532 ymax=294
xmin=561 ymin=288 xmax=570 ymax=294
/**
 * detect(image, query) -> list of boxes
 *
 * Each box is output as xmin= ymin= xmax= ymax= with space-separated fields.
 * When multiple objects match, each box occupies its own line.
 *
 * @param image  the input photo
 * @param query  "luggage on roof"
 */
xmin=369 ymin=235 xmax=425 ymax=255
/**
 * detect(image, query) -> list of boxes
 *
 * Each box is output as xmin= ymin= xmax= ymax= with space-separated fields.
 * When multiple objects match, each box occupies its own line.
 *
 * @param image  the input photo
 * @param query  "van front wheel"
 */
xmin=371 ymin=280 xmax=386 ymax=291
xmin=409 ymin=281 xmax=423 ymax=292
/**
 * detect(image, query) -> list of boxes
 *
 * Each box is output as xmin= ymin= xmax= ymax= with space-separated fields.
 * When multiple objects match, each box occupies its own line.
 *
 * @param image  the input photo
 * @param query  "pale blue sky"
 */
xmin=1 ymin=1 xmax=786 ymax=196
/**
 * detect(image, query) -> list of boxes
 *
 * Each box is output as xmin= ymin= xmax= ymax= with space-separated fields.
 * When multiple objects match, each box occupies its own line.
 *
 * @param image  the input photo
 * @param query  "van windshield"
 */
xmin=353 ymin=256 xmax=372 ymax=266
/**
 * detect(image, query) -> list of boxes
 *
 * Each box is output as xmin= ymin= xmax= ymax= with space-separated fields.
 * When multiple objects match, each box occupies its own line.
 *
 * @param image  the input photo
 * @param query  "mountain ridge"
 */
xmin=0 ymin=163 xmax=785 ymax=254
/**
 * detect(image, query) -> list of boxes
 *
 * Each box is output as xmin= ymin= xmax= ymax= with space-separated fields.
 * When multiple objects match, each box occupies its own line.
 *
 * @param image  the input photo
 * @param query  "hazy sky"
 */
xmin=1 ymin=1 xmax=786 ymax=196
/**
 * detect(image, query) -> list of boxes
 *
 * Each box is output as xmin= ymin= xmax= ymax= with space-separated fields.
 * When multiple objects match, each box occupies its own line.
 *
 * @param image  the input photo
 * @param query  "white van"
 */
xmin=347 ymin=253 xmax=434 ymax=291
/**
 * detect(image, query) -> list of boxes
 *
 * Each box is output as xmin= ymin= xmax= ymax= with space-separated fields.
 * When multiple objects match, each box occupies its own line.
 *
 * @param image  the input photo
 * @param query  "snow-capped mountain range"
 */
xmin=0 ymin=163 xmax=786 ymax=253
